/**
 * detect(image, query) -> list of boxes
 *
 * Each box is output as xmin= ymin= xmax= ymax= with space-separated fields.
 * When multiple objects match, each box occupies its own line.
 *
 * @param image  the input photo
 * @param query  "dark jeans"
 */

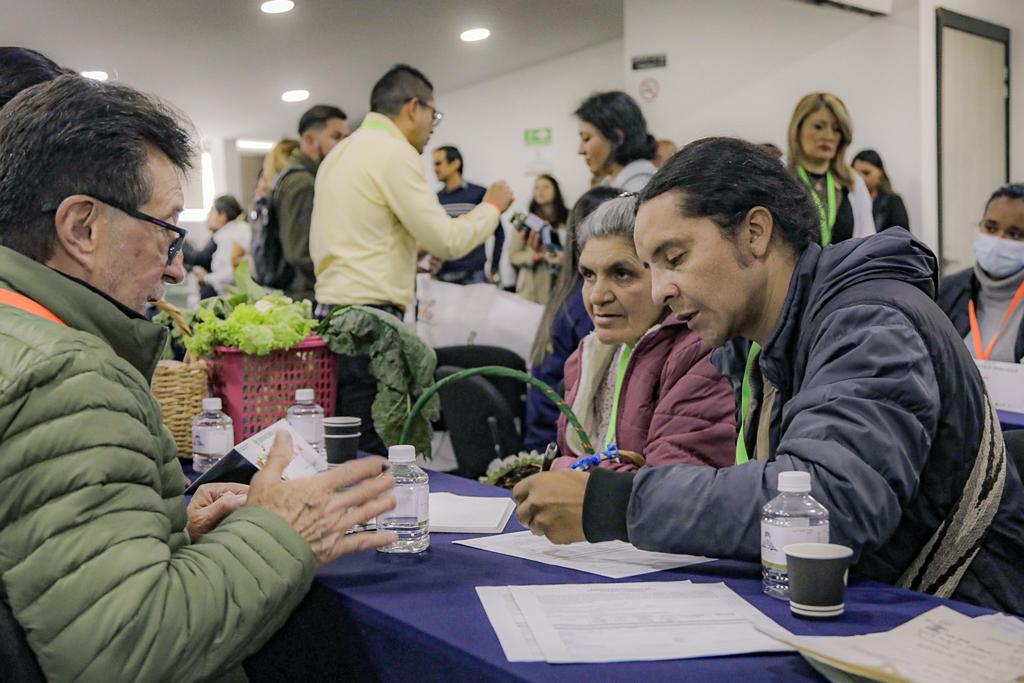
xmin=319 ymin=303 xmax=405 ymax=456
xmin=436 ymin=269 xmax=487 ymax=285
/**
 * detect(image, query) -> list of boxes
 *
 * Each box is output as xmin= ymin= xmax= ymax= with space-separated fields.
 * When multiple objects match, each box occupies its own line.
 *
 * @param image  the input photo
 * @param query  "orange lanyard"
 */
xmin=968 ymin=281 xmax=1024 ymax=360
xmin=0 ymin=288 xmax=67 ymax=326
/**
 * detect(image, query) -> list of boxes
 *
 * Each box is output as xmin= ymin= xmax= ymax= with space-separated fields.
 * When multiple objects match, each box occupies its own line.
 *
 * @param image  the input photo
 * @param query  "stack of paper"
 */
xmin=759 ymin=606 xmax=1024 ymax=683
xmin=428 ymin=493 xmax=515 ymax=533
xmin=477 ymin=581 xmax=793 ymax=663
xmin=456 ymin=530 xmax=712 ymax=578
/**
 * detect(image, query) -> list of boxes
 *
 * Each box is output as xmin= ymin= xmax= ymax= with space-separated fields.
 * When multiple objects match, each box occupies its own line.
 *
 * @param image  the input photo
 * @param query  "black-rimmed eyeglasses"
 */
xmin=41 ymin=196 xmax=187 ymax=267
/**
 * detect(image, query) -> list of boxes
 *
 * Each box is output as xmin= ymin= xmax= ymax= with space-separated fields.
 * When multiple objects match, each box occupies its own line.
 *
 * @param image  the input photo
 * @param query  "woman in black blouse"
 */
xmin=852 ymin=149 xmax=910 ymax=233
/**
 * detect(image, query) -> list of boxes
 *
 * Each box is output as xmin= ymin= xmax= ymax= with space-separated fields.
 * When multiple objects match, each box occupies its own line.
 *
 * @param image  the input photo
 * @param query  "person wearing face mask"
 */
xmin=546 ymin=196 xmax=736 ymax=472
xmin=938 ymin=183 xmax=1024 ymax=363
xmin=786 ymin=93 xmax=874 ymax=245
xmin=575 ymin=91 xmax=658 ymax=193
xmin=512 ymin=137 xmax=1024 ymax=615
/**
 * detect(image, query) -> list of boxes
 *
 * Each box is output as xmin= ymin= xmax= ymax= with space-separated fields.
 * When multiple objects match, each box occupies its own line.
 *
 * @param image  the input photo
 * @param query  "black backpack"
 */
xmin=250 ymin=166 xmax=311 ymax=290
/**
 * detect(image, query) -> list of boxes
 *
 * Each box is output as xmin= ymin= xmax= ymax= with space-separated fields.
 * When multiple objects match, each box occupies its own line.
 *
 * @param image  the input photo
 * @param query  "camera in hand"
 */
xmin=510 ymin=212 xmax=561 ymax=254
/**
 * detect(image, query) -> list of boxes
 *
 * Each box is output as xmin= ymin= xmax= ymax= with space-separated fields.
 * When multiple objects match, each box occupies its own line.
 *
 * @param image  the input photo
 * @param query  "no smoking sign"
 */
xmin=639 ymin=77 xmax=659 ymax=102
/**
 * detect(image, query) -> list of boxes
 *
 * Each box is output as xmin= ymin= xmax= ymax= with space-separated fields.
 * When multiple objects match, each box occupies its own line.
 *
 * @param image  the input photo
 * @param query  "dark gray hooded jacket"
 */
xmin=583 ymin=228 xmax=1024 ymax=614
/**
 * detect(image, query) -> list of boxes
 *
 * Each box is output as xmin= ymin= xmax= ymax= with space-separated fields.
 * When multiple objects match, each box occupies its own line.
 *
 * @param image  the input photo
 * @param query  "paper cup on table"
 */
xmin=784 ymin=543 xmax=853 ymax=619
xmin=324 ymin=416 xmax=361 ymax=464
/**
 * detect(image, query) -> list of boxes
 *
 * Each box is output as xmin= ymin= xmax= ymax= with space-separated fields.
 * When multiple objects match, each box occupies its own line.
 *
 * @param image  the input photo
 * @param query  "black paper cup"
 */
xmin=324 ymin=416 xmax=361 ymax=464
xmin=784 ymin=543 xmax=853 ymax=619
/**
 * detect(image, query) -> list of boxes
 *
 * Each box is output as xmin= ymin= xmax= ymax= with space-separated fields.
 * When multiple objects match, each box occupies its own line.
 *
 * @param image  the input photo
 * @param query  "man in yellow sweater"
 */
xmin=311 ymin=63 xmax=513 ymax=452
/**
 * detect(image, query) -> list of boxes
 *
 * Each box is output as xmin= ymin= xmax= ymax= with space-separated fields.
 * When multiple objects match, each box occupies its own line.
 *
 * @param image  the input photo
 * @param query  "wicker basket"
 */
xmin=151 ymin=301 xmax=209 ymax=458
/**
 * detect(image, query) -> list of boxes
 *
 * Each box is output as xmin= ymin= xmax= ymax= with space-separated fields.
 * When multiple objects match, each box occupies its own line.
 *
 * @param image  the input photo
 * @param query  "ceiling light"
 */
xmin=236 ymin=139 xmax=275 ymax=151
xmin=281 ymin=89 xmax=309 ymax=103
xmin=460 ymin=28 xmax=490 ymax=42
xmin=261 ymin=0 xmax=294 ymax=13
xmin=81 ymin=71 xmax=108 ymax=81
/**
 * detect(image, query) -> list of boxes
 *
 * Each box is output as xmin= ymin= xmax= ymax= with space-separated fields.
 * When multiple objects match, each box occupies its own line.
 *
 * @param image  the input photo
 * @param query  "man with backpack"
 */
xmin=252 ymin=104 xmax=349 ymax=303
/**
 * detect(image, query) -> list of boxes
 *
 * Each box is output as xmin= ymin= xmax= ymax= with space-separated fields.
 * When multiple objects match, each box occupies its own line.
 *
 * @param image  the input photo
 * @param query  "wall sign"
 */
xmin=632 ymin=54 xmax=667 ymax=70
xmin=523 ymin=127 xmax=552 ymax=147
xmin=639 ymin=77 xmax=660 ymax=103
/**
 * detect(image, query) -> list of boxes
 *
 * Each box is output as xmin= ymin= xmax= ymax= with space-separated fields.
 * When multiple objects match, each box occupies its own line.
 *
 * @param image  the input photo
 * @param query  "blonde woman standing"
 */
xmin=786 ymin=93 xmax=874 ymax=245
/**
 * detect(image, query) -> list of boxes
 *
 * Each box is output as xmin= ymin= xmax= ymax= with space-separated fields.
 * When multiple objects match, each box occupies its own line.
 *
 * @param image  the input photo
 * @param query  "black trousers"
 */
xmin=320 ymin=303 xmax=405 ymax=456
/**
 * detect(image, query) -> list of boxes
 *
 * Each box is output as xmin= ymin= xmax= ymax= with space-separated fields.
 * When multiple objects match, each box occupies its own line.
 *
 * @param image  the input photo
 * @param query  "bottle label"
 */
xmin=288 ymin=415 xmax=323 ymax=446
xmin=387 ymin=484 xmax=429 ymax=523
xmin=760 ymin=520 xmax=828 ymax=571
xmin=193 ymin=428 xmax=232 ymax=456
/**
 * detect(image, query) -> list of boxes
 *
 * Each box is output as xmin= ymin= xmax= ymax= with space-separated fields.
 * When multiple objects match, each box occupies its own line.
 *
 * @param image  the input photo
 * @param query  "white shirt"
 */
xmin=207 ymin=219 xmax=252 ymax=294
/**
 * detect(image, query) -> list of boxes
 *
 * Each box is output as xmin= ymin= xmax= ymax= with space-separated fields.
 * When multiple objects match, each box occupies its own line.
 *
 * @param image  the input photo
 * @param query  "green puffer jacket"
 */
xmin=0 ymin=246 xmax=316 ymax=682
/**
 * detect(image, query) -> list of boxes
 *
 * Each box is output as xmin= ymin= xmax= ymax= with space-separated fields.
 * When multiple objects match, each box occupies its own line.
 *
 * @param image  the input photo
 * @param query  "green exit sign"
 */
xmin=524 ymin=127 xmax=552 ymax=147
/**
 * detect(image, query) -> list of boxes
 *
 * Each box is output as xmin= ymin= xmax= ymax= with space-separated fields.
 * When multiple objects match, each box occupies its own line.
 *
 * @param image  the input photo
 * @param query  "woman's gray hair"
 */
xmin=575 ymin=194 xmax=640 ymax=253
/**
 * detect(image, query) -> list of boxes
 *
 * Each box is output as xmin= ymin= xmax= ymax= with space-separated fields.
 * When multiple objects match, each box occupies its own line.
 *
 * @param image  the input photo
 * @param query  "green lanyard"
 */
xmin=361 ymin=118 xmax=393 ymax=134
xmin=604 ymin=344 xmax=633 ymax=448
xmin=796 ymin=166 xmax=838 ymax=247
xmin=737 ymin=166 xmax=833 ymax=464
xmin=735 ymin=342 xmax=761 ymax=464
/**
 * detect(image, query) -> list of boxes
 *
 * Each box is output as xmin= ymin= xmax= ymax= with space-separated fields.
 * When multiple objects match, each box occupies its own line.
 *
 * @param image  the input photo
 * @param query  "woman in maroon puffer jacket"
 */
xmin=550 ymin=195 xmax=736 ymax=472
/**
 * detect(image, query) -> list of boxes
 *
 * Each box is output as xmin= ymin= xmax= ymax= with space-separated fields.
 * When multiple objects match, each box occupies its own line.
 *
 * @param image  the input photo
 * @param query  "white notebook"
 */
xmin=429 ymin=492 xmax=515 ymax=534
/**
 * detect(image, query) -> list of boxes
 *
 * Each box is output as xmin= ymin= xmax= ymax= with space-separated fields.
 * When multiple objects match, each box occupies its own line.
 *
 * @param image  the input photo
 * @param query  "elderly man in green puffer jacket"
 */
xmin=0 ymin=74 xmax=399 ymax=682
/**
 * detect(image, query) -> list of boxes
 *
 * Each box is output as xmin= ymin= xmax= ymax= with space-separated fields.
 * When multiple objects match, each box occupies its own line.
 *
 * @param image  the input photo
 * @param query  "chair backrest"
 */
xmin=1003 ymin=429 xmax=1024 ymax=483
xmin=0 ymin=600 xmax=44 ymax=682
xmin=434 ymin=346 xmax=527 ymax=421
xmin=434 ymin=365 xmax=522 ymax=480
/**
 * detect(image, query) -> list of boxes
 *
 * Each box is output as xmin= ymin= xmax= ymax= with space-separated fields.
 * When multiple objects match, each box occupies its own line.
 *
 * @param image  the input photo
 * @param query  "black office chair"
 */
xmin=1003 ymin=429 xmax=1024 ymax=483
xmin=434 ymin=365 xmax=522 ymax=480
xmin=0 ymin=601 xmax=44 ymax=683
xmin=434 ymin=346 xmax=527 ymax=422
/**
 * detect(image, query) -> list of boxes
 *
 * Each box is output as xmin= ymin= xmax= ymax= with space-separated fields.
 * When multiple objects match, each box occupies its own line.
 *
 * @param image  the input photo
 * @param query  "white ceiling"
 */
xmin=3 ymin=0 xmax=623 ymax=142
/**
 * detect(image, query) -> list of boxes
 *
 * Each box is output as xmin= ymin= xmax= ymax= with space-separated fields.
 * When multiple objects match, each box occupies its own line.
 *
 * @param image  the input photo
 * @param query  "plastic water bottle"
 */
xmin=192 ymin=397 xmax=233 ymax=473
xmin=286 ymin=388 xmax=326 ymax=459
xmin=761 ymin=471 xmax=829 ymax=599
xmin=377 ymin=445 xmax=429 ymax=553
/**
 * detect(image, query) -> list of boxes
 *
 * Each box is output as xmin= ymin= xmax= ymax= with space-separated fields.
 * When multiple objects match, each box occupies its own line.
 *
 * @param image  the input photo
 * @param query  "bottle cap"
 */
xmin=295 ymin=388 xmax=315 ymax=402
xmin=778 ymin=471 xmax=811 ymax=493
xmin=202 ymin=397 xmax=222 ymax=411
xmin=388 ymin=444 xmax=416 ymax=463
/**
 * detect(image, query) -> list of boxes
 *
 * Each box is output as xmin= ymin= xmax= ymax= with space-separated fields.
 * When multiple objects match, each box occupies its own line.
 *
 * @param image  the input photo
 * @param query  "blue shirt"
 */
xmin=437 ymin=182 xmax=504 ymax=277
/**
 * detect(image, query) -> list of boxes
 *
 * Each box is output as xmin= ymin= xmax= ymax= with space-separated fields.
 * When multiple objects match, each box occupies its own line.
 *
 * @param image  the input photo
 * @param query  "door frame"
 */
xmin=935 ymin=7 xmax=1010 ymax=271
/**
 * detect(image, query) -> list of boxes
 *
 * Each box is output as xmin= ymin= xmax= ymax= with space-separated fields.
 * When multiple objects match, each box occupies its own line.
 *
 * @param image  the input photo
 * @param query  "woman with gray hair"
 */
xmin=547 ymin=195 xmax=736 ymax=472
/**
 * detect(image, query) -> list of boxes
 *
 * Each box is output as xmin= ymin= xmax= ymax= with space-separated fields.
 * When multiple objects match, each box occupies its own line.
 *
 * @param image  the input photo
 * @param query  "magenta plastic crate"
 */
xmin=209 ymin=333 xmax=337 ymax=444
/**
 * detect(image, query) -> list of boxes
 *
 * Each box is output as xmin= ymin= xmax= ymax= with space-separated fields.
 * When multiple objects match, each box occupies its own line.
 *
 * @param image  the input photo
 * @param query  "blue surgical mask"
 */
xmin=974 ymin=232 xmax=1024 ymax=279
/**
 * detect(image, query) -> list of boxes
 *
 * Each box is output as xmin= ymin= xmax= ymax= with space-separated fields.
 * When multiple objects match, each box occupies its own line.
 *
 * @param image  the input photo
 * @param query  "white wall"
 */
xmin=623 ymin=0 xmax=923 ymax=239
xmin=433 ymin=39 xmax=625 ymax=211
xmin=917 ymin=0 xmax=1024 ymax=252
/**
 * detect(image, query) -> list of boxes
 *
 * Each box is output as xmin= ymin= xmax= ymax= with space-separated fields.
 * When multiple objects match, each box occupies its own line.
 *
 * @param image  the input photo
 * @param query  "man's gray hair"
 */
xmin=0 ymin=74 xmax=196 ymax=262
xmin=575 ymin=194 xmax=639 ymax=254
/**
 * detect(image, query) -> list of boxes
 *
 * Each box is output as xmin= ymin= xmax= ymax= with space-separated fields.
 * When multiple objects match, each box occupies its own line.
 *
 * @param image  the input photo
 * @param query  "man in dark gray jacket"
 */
xmin=514 ymin=137 xmax=1024 ymax=614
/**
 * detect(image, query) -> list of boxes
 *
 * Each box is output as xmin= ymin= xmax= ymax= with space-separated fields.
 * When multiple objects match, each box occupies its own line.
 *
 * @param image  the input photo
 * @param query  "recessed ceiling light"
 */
xmin=81 ymin=71 xmax=108 ymax=81
xmin=261 ymin=0 xmax=294 ymax=13
xmin=236 ymin=139 xmax=275 ymax=151
xmin=460 ymin=28 xmax=490 ymax=42
xmin=281 ymin=89 xmax=310 ymax=103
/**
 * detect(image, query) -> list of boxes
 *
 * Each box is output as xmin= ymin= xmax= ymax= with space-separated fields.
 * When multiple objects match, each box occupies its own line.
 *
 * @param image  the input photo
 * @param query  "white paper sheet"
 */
xmin=506 ymin=581 xmax=791 ymax=664
xmin=975 ymin=612 xmax=1024 ymax=638
xmin=759 ymin=605 xmax=1024 ymax=683
xmin=428 ymin=493 xmax=515 ymax=533
xmin=476 ymin=586 xmax=546 ymax=662
xmin=455 ymin=530 xmax=712 ymax=579
xmin=233 ymin=419 xmax=324 ymax=480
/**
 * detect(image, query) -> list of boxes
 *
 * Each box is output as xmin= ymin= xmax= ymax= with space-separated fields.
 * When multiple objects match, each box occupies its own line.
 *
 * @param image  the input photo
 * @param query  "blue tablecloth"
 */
xmin=999 ymin=409 xmax=1024 ymax=430
xmin=243 ymin=470 xmax=993 ymax=683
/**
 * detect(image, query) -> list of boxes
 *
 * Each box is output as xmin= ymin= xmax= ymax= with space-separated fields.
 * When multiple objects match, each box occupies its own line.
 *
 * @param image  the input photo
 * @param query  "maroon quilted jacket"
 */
xmin=553 ymin=314 xmax=736 ymax=472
